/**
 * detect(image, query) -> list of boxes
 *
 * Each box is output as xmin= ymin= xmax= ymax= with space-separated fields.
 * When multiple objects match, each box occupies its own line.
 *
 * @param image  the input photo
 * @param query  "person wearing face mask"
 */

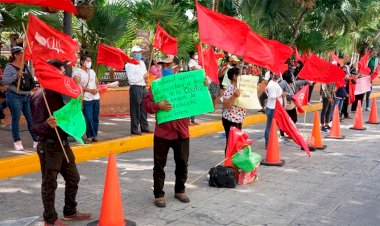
xmin=2 ymin=46 xmax=38 ymax=151
xmin=221 ymin=55 xmax=240 ymax=89
xmin=158 ymin=55 xmax=175 ymax=77
xmin=125 ymin=45 xmax=152 ymax=135
xmin=187 ymin=51 xmax=202 ymax=125
xmin=31 ymin=59 xmax=92 ymax=226
xmin=73 ymin=55 xmax=100 ymax=144
xmin=278 ymin=70 xmax=309 ymax=140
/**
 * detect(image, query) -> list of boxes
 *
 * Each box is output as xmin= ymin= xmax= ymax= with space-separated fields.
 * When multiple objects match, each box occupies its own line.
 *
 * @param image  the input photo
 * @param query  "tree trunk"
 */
xmin=290 ymin=7 xmax=309 ymax=45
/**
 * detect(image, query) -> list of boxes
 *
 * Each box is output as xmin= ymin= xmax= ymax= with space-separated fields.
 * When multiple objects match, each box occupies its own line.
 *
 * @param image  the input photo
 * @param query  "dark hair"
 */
xmin=189 ymin=51 xmax=195 ymax=58
xmin=227 ymin=67 xmax=240 ymax=81
xmin=79 ymin=54 xmax=91 ymax=66
xmin=282 ymin=70 xmax=293 ymax=83
xmin=8 ymin=55 xmax=15 ymax=63
xmin=48 ymin=59 xmax=64 ymax=70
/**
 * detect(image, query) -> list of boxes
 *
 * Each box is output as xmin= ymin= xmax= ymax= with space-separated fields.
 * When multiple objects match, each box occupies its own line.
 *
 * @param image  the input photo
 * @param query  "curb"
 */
xmin=1 ymin=93 xmax=379 ymax=179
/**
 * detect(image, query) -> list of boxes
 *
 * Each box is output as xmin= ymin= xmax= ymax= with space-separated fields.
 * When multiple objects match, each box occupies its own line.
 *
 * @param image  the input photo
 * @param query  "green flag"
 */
xmin=53 ymin=96 xmax=86 ymax=144
xmin=151 ymin=70 xmax=214 ymax=124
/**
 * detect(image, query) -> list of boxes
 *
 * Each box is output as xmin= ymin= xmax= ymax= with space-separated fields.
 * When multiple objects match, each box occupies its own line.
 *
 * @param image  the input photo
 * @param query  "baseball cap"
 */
xmin=11 ymin=46 xmax=23 ymax=55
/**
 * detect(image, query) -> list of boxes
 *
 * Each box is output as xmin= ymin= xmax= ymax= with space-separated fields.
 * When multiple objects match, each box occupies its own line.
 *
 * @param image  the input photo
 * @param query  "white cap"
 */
xmin=131 ymin=45 xmax=142 ymax=53
xmin=264 ymin=71 xmax=271 ymax=81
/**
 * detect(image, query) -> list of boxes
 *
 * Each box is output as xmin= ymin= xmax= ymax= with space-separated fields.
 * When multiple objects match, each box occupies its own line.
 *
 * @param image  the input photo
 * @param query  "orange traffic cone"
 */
xmin=350 ymin=100 xmax=367 ymax=130
xmin=310 ymin=111 xmax=327 ymax=150
xmin=366 ymin=98 xmax=380 ymax=124
xmin=260 ymin=119 xmax=285 ymax=166
xmin=326 ymin=105 xmax=345 ymax=139
xmin=88 ymin=154 xmax=136 ymax=226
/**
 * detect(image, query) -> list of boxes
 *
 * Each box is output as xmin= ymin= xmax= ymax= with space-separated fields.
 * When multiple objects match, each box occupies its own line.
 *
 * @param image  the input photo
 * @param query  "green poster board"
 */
xmin=151 ymin=70 xmax=214 ymax=124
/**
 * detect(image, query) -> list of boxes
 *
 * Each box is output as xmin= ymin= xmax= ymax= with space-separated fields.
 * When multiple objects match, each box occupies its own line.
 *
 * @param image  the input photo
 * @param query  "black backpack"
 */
xmin=10 ymin=63 xmax=34 ymax=91
xmin=208 ymin=165 xmax=236 ymax=188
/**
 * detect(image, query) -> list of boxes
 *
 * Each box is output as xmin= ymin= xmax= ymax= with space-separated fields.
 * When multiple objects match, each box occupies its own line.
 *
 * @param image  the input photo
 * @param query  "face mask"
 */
xmin=135 ymin=52 xmax=142 ymax=61
xmin=84 ymin=62 xmax=92 ymax=69
xmin=162 ymin=68 xmax=173 ymax=77
xmin=194 ymin=55 xmax=199 ymax=60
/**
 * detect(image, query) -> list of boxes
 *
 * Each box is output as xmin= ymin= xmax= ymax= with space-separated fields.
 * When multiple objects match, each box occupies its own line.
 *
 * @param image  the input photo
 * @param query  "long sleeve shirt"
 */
xmin=31 ymin=89 xmax=68 ymax=141
xmin=125 ymin=60 xmax=147 ymax=86
xmin=2 ymin=63 xmax=33 ymax=95
xmin=143 ymin=89 xmax=189 ymax=140
xmin=320 ymin=83 xmax=335 ymax=99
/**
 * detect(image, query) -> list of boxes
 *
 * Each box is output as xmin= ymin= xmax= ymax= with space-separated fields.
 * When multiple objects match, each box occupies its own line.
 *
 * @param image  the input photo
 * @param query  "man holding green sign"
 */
xmin=143 ymin=65 xmax=213 ymax=208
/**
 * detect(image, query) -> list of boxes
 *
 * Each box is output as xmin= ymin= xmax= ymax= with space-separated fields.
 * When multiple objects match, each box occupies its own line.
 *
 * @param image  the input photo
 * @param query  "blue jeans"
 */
xmin=83 ymin=99 xmax=100 ymax=139
xmin=365 ymin=87 xmax=372 ymax=109
xmin=265 ymin=108 xmax=275 ymax=147
xmin=329 ymin=98 xmax=344 ymax=121
xmin=6 ymin=91 xmax=37 ymax=142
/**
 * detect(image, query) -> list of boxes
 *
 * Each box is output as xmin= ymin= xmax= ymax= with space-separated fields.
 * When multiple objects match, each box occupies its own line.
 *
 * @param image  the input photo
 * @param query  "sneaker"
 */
xmin=174 ymin=193 xmax=190 ymax=203
xmin=85 ymin=139 xmax=92 ymax=144
xmin=321 ymin=127 xmax=328 ymax=133
xmin=0 ymin=119 xmax=5 ymax=128
xmin=366 ymin=107 xmax=370 ymax=111
xmin=33 ymin=141 xmax=38 ymax=149
xmin=44 ymin=219 xmax=68 ymax=226
xmin=14 ymin=141 xmax=24 ymax=151
xmin=63 ymin=211 xmax=92 ymax=221
xmin=154 ymin=197 xmax=166 ymax=208
xmin=280 ymin=136 xmax=289 ymax=142
xmin=325 ymin=125 xmax=331 ymax=130
xmin=92 ymin=138 xmax=98 ymax=142
xmin=344 ymin=115 xmax=353 ymax=119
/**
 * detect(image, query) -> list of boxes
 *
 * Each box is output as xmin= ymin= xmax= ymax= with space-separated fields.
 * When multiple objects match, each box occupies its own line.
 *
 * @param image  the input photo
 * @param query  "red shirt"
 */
xmin=143 ymin=89 xmax=189 ymax=140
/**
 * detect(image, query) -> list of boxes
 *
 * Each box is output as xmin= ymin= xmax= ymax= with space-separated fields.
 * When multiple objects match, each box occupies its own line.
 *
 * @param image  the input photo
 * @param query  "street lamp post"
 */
xmin=63 ymin=1 xmax=74 ymax=75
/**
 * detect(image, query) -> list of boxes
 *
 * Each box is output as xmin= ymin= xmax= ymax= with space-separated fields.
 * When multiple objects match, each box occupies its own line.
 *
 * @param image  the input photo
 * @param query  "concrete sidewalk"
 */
xmin=0 ymin=98 xmax=380 ymax=225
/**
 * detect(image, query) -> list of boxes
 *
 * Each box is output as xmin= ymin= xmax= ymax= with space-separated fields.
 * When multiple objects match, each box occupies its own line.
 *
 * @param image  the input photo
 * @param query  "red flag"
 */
xmin=97 ymin=43 xmax=138 ymax=70
xmin=297 ymin=53 xmax=345 ymax=87
xmin=358 ymin=51 xmax=371 ymax=75
xmin=371 ymin=66 xmax=379 ymax=81
xmin=0 ymin=0 xmax=77 ymax=14
xmin=243 ymin=31 xmax=293 ymax=73
xmin=225 ymin=127 xmax=254 ymax=167
xmin=292 ymin=84 xmax=309 ymax=113
xmin=25 ymin=14 xmax=78 ymax=66
xmin=274 ymin=99 xmax=310 ymax=156
xmin=195 ymin=44 xmax=220 ymax=84
xmin=348 ymin=79 xmax=356 ymax=104
xmin=196 ymin=1 xmax=250 ymax=56
xmin=300 ymin=52 xmax=309 ymax=64
xmin=153 ymin=22 xmax=178 ymax=55
xmin=294 ymin=46 xmax=301 ymax=62
xmin=33 ymin=57 xmax=81 ymax=98
xmin=330 ymin=51 xmax=342 ymax=65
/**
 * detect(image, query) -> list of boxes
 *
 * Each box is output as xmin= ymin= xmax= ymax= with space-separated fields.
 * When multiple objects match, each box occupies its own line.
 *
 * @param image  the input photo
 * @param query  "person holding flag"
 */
xmin=264 ymin=73 xmax=284 ymax=149
xmin=2 ymin=46 xmax=38 ymax=151
xmin=31 ymin=60 xmax=91 ymax=226
xmin=73 ymin=55 xmax=100 ymax=144
xmin=320 ymin=82 xmax=336 ymax=132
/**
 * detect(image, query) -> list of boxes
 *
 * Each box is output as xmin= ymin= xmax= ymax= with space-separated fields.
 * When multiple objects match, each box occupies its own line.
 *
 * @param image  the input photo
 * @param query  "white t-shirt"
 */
xmin=125 ymin=60 xmax=147 ymax=86
xmin=188 ymin=59 xmax=201 ymax=70
xmin=73 ymin=68 xmax=100 ymax=101
xmin=266 ymin=80 xmax=283 ymax=109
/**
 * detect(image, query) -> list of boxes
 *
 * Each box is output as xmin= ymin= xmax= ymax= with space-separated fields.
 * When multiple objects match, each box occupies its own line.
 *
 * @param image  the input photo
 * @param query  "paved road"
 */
xmin=1 ymin=98 xmax=379 ymax=225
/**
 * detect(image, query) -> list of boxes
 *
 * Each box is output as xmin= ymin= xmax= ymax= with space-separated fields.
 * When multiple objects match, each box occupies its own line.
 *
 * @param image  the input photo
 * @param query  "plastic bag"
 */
xmin=232 ymin=146 xmax=261 ymax=172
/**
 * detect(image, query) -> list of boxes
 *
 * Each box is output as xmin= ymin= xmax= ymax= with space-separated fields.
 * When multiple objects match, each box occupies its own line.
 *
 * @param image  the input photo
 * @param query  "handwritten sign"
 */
xmin=354 ymin=76 xmax=371 ymax=95
xmin=151 ymin=70 xmax=214 ymax=124
xmin=234 ymin=75 xmax=261 ymax=109
xmin=53 ymin=97 xmax=86 ymax=144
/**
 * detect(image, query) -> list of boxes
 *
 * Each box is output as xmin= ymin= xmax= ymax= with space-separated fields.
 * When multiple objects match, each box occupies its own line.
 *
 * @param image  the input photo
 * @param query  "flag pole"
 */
xmin=16 ymin=23 xmax=28 ymax=94
xmin=22 ymin=22 xmax=70 ymax=163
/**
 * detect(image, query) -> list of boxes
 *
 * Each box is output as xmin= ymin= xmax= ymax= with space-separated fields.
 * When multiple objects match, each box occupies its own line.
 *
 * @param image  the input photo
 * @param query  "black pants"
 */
xmin=280 ymin=108 xmax=297 ymax=136
xmin=341 ymin=97 xmax=349 ymax=117
xmin=222 ymin=117 xmax=242 ymax=155
xmin=153 ymin=136 xmax=189 ymax=198
xmin=321 ymin=98 xmax=332 ymax=125
xmin=37 ymin=141 xmax=80 ymax=224
xmin=129 ymin=85 xmax=149 ymax=133
xmin=308 ymin=83 xmax=315 ymax=102
xmin=351 ymin=94 xmax=365 ymax=112
xmin=0 ymin=100 xmax=7 ymax=119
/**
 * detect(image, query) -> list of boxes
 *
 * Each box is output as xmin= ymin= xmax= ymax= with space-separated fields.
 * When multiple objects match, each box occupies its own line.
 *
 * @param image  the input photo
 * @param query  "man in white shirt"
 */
xmin=264 ymin=74 xmax=284 ymax=149
xmin=125 ymin=45 xmax=151 ymax=135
